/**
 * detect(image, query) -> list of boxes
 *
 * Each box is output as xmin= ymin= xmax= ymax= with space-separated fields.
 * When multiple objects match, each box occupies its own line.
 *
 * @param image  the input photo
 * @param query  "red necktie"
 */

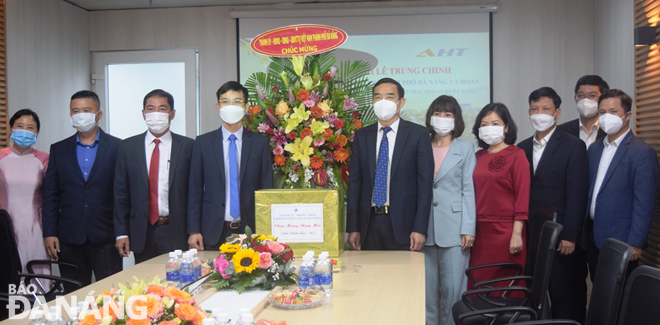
xmin=148 ymin=139 xmax=161 ymax=225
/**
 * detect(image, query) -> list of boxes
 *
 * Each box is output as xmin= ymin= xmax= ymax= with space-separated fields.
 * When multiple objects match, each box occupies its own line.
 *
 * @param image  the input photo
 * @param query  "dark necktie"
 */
xmin=148 ymin=139 xmax=161 ymax=225
xmin=373 ymin=127 xmax=391 ymax=207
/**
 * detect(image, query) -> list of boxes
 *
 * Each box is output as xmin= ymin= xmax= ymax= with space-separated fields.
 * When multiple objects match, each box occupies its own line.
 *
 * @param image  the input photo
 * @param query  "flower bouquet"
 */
xmin=207 ymin=227 xmax=297 ymax=294
xmin=243 ymin=52 xmax=374 ymax=189
xmin=77 ymin=277 xmax=208 ymax=325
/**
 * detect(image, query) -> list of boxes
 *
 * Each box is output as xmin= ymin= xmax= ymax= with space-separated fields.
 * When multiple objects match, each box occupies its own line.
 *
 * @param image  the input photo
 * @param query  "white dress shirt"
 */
xmin=222 ymin=126 xmax=243 ymax=222
xmin=590 ymin=129 xmax=630 ymax=219
xmin=533 ymin=126 xmax=557 ymax=174
xmin=579 ymin=119 xmax=600 ymax=148
xmin=145 ymin=130 xmax=172 ymax=217
xmin=372 ymin=118 xmax=400 ymax=206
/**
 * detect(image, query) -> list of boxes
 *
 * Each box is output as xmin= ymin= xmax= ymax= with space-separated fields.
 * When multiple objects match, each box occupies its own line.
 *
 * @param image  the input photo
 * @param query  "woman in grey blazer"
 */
xmin=423 ymin=95 xmax=476 ymax=325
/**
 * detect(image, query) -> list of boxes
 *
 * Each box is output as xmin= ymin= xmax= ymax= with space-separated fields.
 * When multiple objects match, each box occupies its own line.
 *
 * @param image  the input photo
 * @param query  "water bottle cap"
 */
xmin=202 ymin=317 xmax=216 ymax=325
xmin=321 ymin=251 xmax=329 ymax=255
xmin=211 ymin=308 xmax=224 ymax=317
xmin=216 ymin=313 xmax=230 ymax=322
xmin=174 ymin=249 xmax=183 ymax=256
xmin=241 ymin=314 xmax=254 ymax=322
xmin=190 ymin=249 xmax=198 ymax=254
xmin=169 ymin=252 xmax=177 ymax=258
xmin=306 ymin=250 xmax=314 ymax=255
xmin=30 ymin=310 xmax=44 ymax=319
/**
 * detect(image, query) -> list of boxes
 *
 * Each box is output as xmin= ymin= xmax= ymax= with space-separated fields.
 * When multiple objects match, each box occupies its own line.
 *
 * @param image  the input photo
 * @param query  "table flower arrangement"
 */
xmin=207 ymin=227 xmax=297 ymax=294
xmin=243 ymin=52 xmax=373 ymax=189
xmin=77 ymin=276 xmax=208 ymax=325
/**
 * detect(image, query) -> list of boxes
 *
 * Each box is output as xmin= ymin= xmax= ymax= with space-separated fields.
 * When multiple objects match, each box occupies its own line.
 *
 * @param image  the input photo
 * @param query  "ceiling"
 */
xmin=64 ymin=0 xmax=389 ymax=11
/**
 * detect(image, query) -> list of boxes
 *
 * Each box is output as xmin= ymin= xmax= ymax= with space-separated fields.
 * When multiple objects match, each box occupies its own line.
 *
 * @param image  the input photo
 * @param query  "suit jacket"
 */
xmin=425 ymin=138 xmax=476 ymax=247
xmin=518 ymin=128 xmax=589 ymax=242
xmin=557 ymin=118 xmax=606 ymax=144
xmin=346 ymin=119 xmax=434 ymax=246
xmin=584 ymin=131 xmax=659 ymax=248
xmin=187 ymin=127 xmax=273 ymax=246
xmin=42 ymin=129 xmax=121 ymax=245
xmin=113 ymin=131 xmax=195 ymax=254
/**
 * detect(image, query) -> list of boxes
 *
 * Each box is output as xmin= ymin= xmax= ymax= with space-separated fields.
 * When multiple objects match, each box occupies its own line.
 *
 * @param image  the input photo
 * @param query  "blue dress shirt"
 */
xmin=76 ymin=131 xmax=100 ymax=181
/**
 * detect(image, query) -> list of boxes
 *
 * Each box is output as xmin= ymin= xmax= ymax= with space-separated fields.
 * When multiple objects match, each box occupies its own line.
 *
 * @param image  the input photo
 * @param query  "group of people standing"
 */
xmin=1 ymin=75 xmax=657 ymax=325
xmin=345 ymin=76 xmax=658 ymax=325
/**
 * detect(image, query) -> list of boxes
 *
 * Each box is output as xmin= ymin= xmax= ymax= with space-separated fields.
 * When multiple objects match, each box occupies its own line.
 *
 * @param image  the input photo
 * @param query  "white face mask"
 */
xmin=479 ymin=125 xmax=505 ymax=145
xmin=598 ymin=113 xmax=626 ymax=135
xmin=577 ymin=98 xmax=599 ymax=118
xmin=373 ymin=99 xmax=399 ymax=121
xmin=70 ymin=112 xmax=98 ymax=133
xmin=219 ymin=105 xmax=245 ymax=125
xmin=145 ymin=112 xmax=171 ymax=134
xmin=430 ymin=116 xmax=455 ymax=136
xmin=529 ymin=111 xmax=557 ymax=132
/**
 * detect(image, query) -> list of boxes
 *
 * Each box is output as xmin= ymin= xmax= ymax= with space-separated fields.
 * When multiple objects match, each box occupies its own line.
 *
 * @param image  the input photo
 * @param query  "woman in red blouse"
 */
xmin=469 ymin=103 xmax=530 ymax=293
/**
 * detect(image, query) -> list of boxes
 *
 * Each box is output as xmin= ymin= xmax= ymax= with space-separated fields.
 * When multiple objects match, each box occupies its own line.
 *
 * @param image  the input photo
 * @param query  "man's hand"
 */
xmin=557 ymin=240 xmax=575 ymax=256
xmin=348 ymin=232 xmax=361 ymax=250
xmin=188 ymin=233 xmax=204 ymax=250
xmin=461 ymin=235 xmax=475 ymax=250
xmin=630 ymin=246 xmax=642 ymax=261
xmin=115 ymin=238 xmax=131 ymax=257
xmin=410 ymin=232 xmax=426 ymax=251
xmin=44 ymin=237 xmax=60 ymax=260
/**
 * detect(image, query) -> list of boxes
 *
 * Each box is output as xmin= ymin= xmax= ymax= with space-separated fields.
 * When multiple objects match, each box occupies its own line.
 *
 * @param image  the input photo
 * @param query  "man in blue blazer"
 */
xmin=42 ymin=90 xmax=122 ymax=289
xmin=114 ymin=90 xmax=195 ymax=263
xmin=347 ymin=78 xmax=434 ymax=251
xmin=518 ymin=87 xmax=589 ymax=322
xmin=188 ymin=82 xmax=273 ymax=250
xmin=584 ymin=89 xmax=659 ymax=279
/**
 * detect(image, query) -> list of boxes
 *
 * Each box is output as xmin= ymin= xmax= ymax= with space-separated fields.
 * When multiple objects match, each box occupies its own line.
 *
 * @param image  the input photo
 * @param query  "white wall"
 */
xmin=595 ymin=0 xmax=635 ymax=98
xmin=6 ymin=0 xmax=90 ymax=151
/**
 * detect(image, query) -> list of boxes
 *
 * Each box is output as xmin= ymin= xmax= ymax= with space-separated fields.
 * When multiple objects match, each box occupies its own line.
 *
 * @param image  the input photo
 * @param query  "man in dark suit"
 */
xmin=347 ymin=78 xmax=434 ymax=251
xmin=188 ymin=81 xmax=273 ymax=250
xmin=584 ymin=89 xmax=659 ymax=280
xmin=114 ymin=89 xmax=194 ymax=263
xmin=557 ymin=75 xmax=609 ymax=148
xmin=42 ymin=90 xmax=122 ymax=288
xmin=518 ymin=87 xmax=589 ymax=322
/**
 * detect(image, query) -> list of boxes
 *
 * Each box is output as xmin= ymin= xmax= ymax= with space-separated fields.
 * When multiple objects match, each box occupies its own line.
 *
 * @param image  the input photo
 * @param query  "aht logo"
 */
xmin=417 ymin=48 xmax=468 ymax=57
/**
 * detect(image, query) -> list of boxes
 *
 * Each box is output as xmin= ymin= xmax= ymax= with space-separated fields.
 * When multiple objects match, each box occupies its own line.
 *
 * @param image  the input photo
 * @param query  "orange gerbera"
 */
xmin=145 ymin=284 xmax=164 ymax=296
xmin=300 ymin=128 xmax=313 ymax=139
xmin=296 ymin=89 xmax=310 ymax=101
xmin=175 ymin=304 xmax=202 ymax=324
xmin=352 ymin=119 xmax=363 ymax=129
xmin=164 ymin=287 xmax=194 ymax=304
xmin=79 ymin=314 xmax=98 ymax=325
xmin=323 ymin=128 xmax=333 ymax=140
xmin=335 ymin=134 xmax=348 ymax=147
xmin=334 ymin=148 xmax=350 ymax=163
xmin=249 ymin=105 xmax=261 ymax=116
xmin=274 ymin=154 xmax=286 ymax=166
xmin=310 ymin=106 xmax=323 ymax=119
xmin=310 ymin=156 xmax=324 ymax=169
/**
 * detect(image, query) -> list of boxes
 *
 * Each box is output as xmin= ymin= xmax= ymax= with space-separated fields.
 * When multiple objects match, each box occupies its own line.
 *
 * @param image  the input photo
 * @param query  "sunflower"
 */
xmin=232 ymin=249 xmax=260 ymax=274
xmin=220 ymin=243 xmax=241 ymax=254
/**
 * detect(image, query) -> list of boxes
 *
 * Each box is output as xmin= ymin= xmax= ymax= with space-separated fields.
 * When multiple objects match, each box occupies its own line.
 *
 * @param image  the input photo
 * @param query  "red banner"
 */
xmin=250 ymin=25 xmax=347 ymax=57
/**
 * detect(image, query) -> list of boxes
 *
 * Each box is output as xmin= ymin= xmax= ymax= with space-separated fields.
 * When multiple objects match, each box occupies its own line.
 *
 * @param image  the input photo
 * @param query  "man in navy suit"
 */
xmin=347 ymin=78 xmax=434 ymax=251
xmin=114 ymin=89 xmax=194 ymax=263
xmin=584 ymin=89 xmax=659 ymax=279
xmin=557 ymin=75 xmax=608 ymax=148
xmin=42 ymin=90 xmax=122 ymax=288
xmin=188 ymin=82 xmax=273 ymax=250
xmin=518 ymin=87 xmax=589 ymax=322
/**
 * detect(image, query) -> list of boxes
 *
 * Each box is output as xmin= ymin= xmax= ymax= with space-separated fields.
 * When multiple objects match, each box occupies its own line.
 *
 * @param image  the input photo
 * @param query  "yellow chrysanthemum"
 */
xmin=219 ymin=243 xmax=241 ymax=254
xmin=232 ymin=249 xmax=260 ymax=274
xmin=275 ymin=100 xmax=290 ymax=116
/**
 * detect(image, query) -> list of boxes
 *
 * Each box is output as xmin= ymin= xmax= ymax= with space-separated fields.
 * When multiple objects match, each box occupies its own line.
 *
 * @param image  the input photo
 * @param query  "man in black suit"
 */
xmin=347 ymin=78 xmax=433 ymax=251
xmin=42 ymin=90 xmax=122 ymax=288
xmin=518 ymin=87 xmax=589 ymax=322
xmin=114 ymin=89 xmax=195 ymax=263
xmin=557 ymin=75 xmax=609 ymax=148
xmin=188 ymin=81 xmax=273 ymax=250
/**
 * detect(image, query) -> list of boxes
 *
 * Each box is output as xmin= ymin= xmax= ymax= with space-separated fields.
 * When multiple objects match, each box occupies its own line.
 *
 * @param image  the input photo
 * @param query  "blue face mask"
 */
xmin=11 ymin=129 xmax=37 ymax=148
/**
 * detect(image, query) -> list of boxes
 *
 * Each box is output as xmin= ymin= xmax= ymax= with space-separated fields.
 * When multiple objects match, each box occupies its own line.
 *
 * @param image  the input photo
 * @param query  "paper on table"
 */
xmin=198 ymin=290 xmax=271 ymax=324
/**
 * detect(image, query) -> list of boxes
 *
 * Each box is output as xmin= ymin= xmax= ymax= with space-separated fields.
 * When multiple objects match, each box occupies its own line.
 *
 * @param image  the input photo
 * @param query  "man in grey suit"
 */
xmin=188 ymin=81 xmax=273 ymax=251
xmin=114 ymin=89 xmax=195 ymax=263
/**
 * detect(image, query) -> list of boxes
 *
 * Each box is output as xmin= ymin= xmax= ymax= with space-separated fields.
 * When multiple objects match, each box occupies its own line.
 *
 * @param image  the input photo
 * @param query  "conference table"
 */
xmin=1 ymin=251 xmax=424 ymax=325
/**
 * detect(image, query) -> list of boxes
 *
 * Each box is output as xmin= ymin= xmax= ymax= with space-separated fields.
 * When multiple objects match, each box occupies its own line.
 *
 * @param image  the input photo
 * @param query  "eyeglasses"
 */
xmin=219 ymin=99 xmax=245 ymax=105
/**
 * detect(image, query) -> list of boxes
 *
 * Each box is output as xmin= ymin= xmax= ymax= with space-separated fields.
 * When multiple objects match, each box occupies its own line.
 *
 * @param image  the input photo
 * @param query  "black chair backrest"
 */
xmin=530 ymin=221 xmax=562 ymax=312
xmin=586 ymin=238 xmax=632 ymax=325
xmin=0 ymin=209 xmax=21 ymax=290
xmin=616 ymin=265 xmax=660 ymax=325
xmin=510 ymin=321 xmax=580 ymax=325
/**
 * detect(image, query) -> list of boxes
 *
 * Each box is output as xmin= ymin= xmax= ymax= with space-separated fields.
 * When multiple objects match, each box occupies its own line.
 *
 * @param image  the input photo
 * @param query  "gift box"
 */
xmin=255 ymin=188 xmax=345 ymax=257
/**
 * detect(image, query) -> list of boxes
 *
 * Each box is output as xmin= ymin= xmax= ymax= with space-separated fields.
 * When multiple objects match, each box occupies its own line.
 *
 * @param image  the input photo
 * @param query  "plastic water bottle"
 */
xmin=316 ymin=252 xmax=333 ymax=295
xmin=46 ymin=306 xmax=64 ymax=325
xmin=64 ymin=307 xmax=79 ymax=325
xmin=166 ymin=252 xmax=181 ymax=282
xmin=214 ymin=311 xmax=230 ymax=325
xmin=237 ymin=314 xmax=254 ymax=325
xmin=174 ymin=249 xmax=183 ymax=257
xmin=28 ymin=310 xmax=46 ymax=325
xmin=202 ymin=317 xmax=216 ymax=325
xmin=298 ymin=256 xmax=315 ymax=289
xmin=179 ymin=252 xmax=195 ymax=283
xmin=190 ymin=249 xmax=202 ymax=280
